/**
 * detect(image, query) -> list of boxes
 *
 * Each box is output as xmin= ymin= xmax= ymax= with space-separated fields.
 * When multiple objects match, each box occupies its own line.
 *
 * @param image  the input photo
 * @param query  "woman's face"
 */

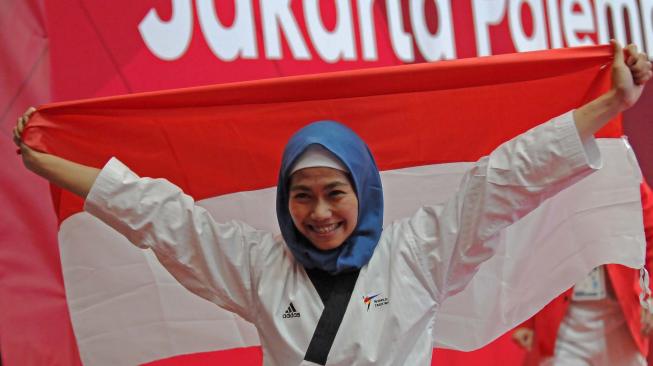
xmin=288 ymin=167 xmax=359 ymax=251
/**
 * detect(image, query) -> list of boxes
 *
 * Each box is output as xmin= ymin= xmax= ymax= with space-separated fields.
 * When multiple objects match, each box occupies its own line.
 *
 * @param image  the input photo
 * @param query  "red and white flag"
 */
xmin=23 ymin=46 xmax=645 ymax=365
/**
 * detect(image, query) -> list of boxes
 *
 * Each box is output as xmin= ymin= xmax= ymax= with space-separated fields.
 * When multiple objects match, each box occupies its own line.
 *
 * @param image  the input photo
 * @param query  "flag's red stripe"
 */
xmin=138 ymin=343 xmax=520 ymax=366
xmin=24 ymin=46 xmax=621 ymax=222
xmin=141 ymin=346 xmax=262 ymax=366
xmin=37 ymin=46 xmax=611 ymax=110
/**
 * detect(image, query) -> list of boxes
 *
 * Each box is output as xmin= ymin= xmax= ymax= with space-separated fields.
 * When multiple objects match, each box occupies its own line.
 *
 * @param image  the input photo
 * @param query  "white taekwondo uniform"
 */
xmin=85 ymin=111 xmax=600 ymax=365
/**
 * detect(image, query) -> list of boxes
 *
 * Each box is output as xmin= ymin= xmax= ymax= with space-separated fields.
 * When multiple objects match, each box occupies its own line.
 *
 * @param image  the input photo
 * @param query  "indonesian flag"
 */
xmin=23 ymin=46 xmax=645 ymax=365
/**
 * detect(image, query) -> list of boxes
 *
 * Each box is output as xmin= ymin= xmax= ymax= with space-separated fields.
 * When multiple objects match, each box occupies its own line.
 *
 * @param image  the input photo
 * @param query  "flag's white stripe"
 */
xmin=435 ymin=139 xmax=643 ymax=349
xmin=59 ymin=139 xmax=644 ymax=365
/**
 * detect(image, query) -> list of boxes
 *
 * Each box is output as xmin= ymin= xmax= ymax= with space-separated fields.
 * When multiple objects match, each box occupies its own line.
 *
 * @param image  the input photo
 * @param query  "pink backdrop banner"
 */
xmin=1 ymin=1 xmax=651 ymax=365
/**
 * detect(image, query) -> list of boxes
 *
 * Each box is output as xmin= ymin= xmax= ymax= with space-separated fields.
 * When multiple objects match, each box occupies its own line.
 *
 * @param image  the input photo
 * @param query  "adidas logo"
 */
xmin=282 ymin=302 xmax=301 ymax=319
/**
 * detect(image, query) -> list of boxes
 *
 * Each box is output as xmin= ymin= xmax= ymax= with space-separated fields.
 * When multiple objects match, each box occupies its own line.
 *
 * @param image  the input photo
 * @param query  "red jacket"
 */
xmin=523 ymin=181 xmax=653 ymax=357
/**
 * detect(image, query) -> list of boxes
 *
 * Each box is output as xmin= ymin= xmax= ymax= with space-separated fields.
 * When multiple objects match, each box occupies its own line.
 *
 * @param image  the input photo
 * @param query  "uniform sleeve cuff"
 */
xmin=554 ymin=110 xmax=602 ymax=171
xmin=83 ymin=157 xmax=149 ymax=249
xmin=84 ymin=157 xmax=126 ymax=214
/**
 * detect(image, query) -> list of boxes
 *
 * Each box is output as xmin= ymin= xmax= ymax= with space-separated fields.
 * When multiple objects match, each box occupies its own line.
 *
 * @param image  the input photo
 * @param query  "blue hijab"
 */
xmin=276 ymin=121 xmax=383 ymax=274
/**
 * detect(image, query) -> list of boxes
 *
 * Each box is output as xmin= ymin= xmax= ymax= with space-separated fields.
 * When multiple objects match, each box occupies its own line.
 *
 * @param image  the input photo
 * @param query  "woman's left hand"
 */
xmin=611 ymin=41 xmax=652 ymax=109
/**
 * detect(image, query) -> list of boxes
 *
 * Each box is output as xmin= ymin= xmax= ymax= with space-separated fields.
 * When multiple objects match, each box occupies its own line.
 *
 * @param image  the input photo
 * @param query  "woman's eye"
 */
xmin=329 ymin=190 xmax=346 ymax=197
xmin=293 ymin=193 xmax=310 ymax=200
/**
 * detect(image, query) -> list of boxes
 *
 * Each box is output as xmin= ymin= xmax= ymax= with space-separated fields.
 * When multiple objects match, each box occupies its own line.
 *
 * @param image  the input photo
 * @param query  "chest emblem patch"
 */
xmin=363 ymin=293 xmax=389 ymax=311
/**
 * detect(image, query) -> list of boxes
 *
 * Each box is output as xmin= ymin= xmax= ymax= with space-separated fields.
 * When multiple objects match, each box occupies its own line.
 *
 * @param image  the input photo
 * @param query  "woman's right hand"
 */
xmin=13 ymin=106 xmax=36 ymax=154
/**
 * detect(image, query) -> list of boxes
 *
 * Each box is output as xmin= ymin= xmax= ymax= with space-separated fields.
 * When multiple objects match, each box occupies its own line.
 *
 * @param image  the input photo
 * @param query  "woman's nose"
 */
xmin=310 ymin=199 xmax=332 ymax=220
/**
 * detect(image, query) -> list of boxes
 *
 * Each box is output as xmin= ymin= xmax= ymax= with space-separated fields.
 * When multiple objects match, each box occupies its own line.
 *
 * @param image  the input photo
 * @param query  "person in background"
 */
xmin=513 ymin=180 xmax=653 ymax=366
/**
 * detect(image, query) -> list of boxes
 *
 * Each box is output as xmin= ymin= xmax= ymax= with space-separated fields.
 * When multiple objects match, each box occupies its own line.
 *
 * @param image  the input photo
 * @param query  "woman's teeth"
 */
xmin=312 ymin=223 xmax=340 ymax=234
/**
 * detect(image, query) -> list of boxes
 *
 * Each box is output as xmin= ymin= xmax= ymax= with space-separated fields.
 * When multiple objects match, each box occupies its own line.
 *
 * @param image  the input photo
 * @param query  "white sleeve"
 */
xmin=406 ymin=111 xmax=602 ymax=303
xmin=84 ymin=158 xmax=270 ymax=322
